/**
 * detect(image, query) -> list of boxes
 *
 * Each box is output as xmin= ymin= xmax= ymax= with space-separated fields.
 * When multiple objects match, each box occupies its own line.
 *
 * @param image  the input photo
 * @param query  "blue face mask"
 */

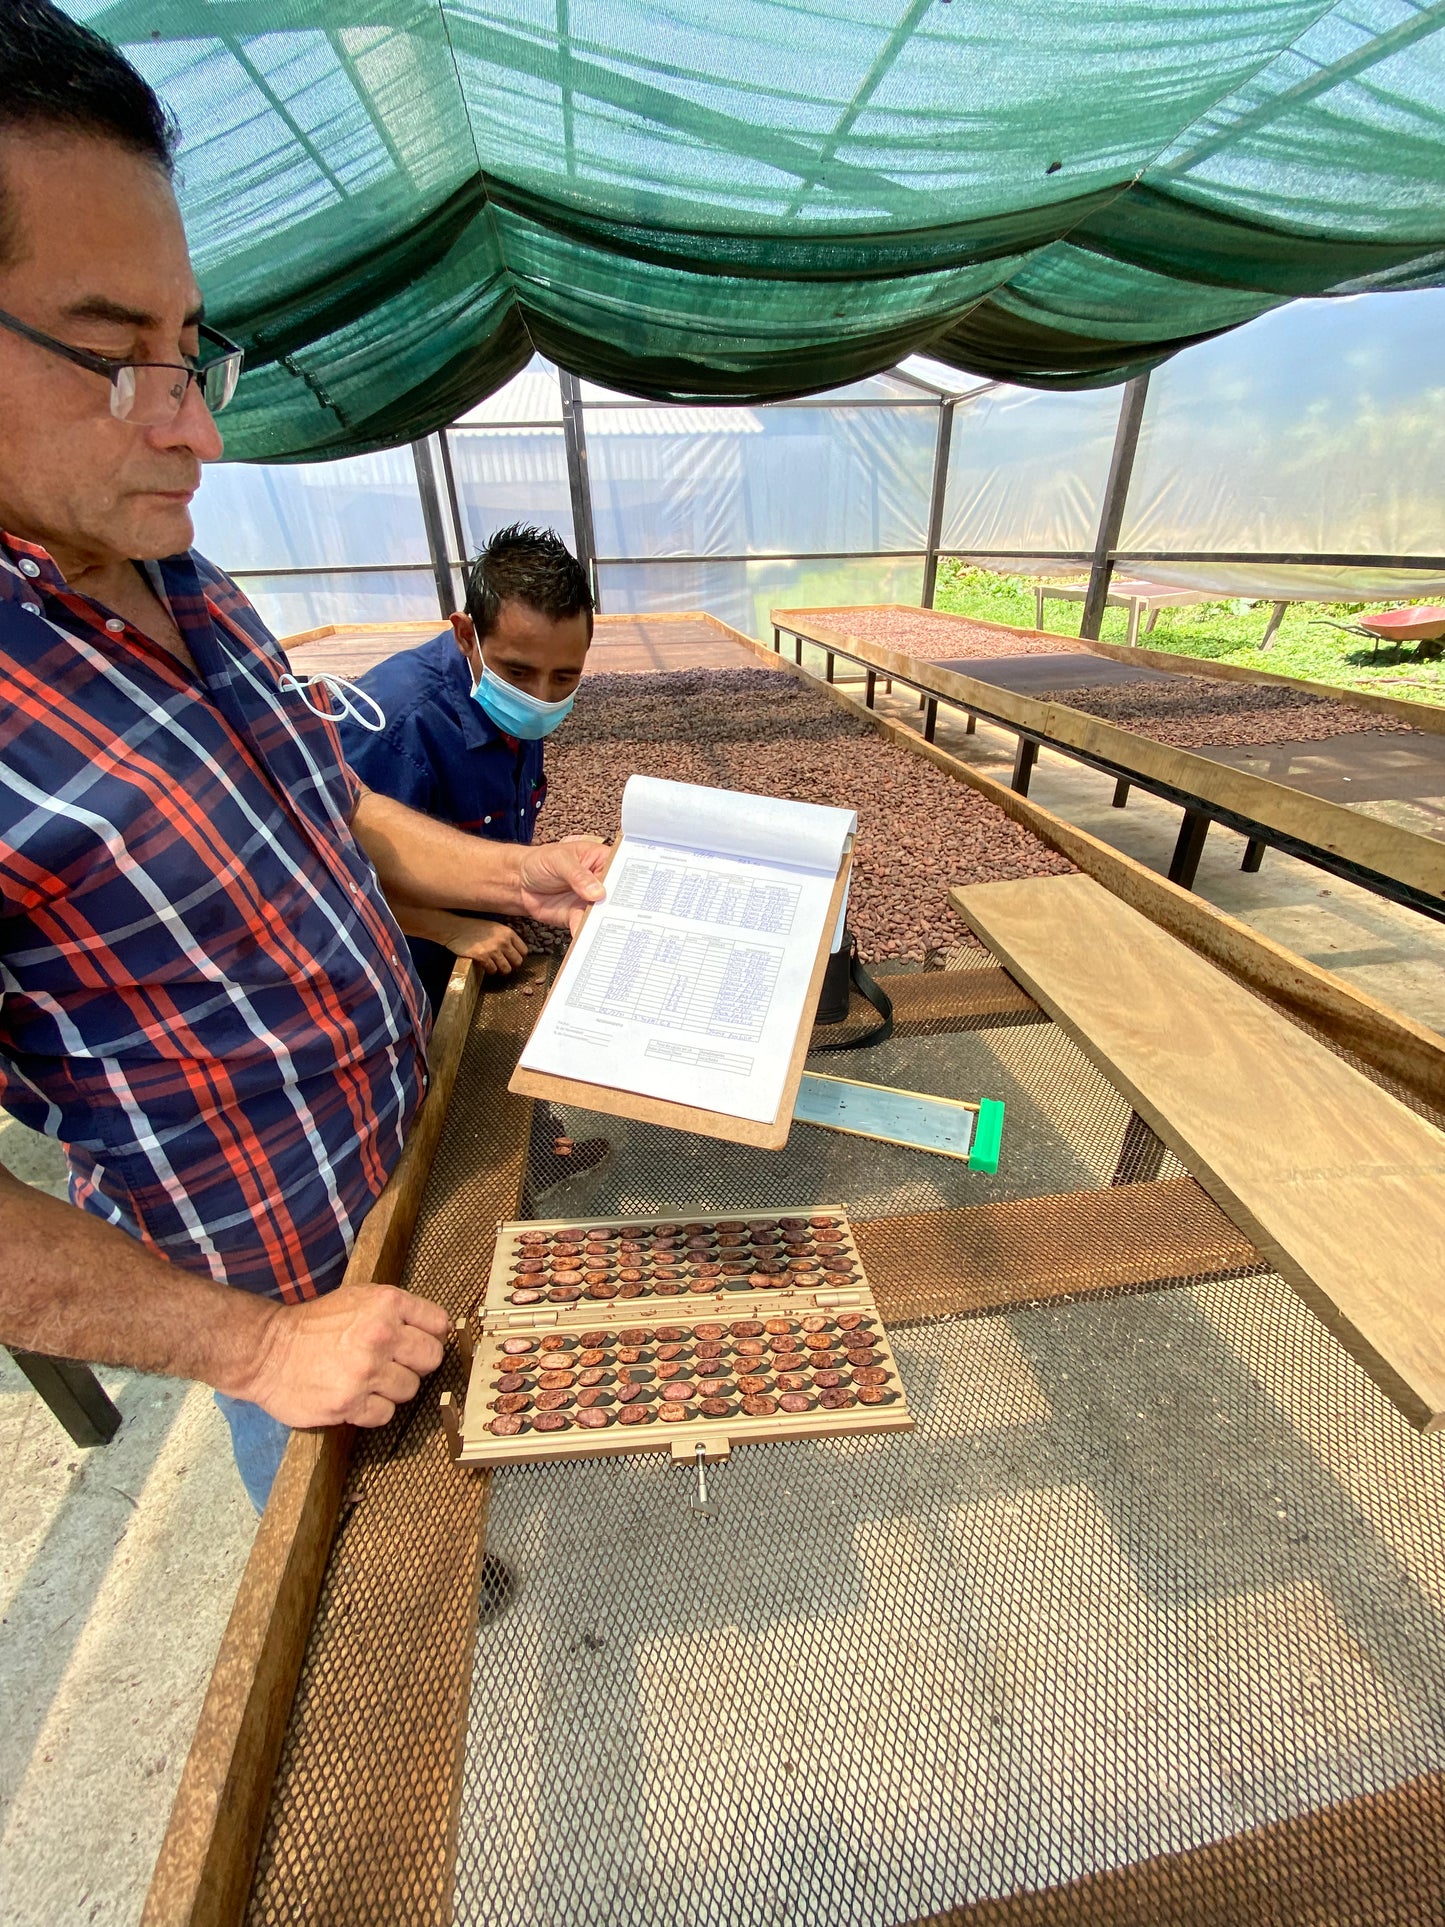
xmin=470 ymin=660 xmax=575 ymax=740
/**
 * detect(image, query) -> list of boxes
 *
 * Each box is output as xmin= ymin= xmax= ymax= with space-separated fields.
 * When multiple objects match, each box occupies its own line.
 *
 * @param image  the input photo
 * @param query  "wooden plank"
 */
xmin=277 ymin=620 xmax=439 ymax=648
xmin=141 ymin=960 xmax=482 ymax=1927
xmin=904 ymin=1767 xmax=1445 ymax=1925
xmin=717 ymin=610 xmax=1445 ymax=1121
xmin=954 ymin=873 xmax=1445 ymax=1430
xmin=883 ymin=964 xmax=1040 ymax=1030
xmin=768 ymin=616 xmax=1445 ymax=904
xmin=855 ymin=1179 xmax=1259 ymax=1324
xmin=242 ymin=964 xmax=540 ymax=1927
xmin=511 ymin=855 xmax=853 ymax=1149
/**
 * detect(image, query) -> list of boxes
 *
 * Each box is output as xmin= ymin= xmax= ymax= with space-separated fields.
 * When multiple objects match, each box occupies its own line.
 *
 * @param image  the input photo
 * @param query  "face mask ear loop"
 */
xmin=278 ymin=672 xmax=387 ymax=734
xmin=335 ymin=680 xmax=387 ymax=734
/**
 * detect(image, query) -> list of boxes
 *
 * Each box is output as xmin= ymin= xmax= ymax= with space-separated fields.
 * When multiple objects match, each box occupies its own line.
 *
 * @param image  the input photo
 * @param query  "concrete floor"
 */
xmin=0 ymin=1117 xmax=256 ymax=1927
xmin=3 ymin=646 xmax=1442 ymax=1927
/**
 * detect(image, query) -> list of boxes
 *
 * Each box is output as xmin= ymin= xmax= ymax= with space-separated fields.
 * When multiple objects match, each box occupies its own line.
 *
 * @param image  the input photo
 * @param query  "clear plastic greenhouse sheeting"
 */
xmin=188 ymin=290 xmax=1445 ymax=642
xmin=585 ymin=398 xmax=936 ymax=560
xmin=596 ymin=558 xmax=926 ymax=644
xmin=1117 ymin=290 xmax=1445 ymax=596
xmin=446 ymin=427 xmax=576 ymax=558
xmin=940 ymin=384 xmax=1121 ymax=557
xmin=190 ymin=445 xmax=431 ymax=574
xmin=225 ymin=570 xmax=443 ymax=637
xmin=933 ymin=289 xmax=1445 ymax=597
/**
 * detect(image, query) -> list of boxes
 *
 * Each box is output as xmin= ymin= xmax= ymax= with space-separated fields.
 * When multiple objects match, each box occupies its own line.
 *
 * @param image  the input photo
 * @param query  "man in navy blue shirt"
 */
xmin=340 ymin=525 xmax=593 ymax=1009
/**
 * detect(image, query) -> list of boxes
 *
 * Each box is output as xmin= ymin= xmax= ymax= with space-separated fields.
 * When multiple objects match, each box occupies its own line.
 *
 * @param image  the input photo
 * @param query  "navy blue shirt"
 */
xmin=338 ymin=632 xmax=547 ymax=1008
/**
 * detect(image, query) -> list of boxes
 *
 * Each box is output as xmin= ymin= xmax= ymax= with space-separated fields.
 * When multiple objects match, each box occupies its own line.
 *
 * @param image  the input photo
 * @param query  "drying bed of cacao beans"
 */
xmin=787 ymin=605 xmax=1067 ymax=658
xmin=786 ymin=607 xmax=1419 ymax=744
xmin=1032 ymin=675 xmax=1415 ymax=748
xmin=536 ymin=668 xmax=1073 ymax=963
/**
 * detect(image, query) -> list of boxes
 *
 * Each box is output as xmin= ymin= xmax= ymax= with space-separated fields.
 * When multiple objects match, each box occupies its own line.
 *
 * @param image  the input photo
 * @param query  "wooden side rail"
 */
xmin=699 ymin=611 xmax=1445 ymax=1124
xmin=141 ymin=960 xmax=482 ymax=1927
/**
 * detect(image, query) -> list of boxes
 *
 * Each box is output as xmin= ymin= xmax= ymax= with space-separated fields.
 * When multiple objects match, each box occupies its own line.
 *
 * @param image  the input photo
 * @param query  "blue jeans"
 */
xmin=214 ymin=1392 xmax=290 ymax=1513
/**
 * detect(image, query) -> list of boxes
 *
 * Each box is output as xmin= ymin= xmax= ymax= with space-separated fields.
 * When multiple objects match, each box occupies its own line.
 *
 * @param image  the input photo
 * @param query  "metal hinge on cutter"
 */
xmin=443 ymin=1206 xmax=913 ymax=1478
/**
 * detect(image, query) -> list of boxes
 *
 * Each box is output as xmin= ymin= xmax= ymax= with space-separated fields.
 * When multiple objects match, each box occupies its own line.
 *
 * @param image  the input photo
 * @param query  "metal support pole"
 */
xmin=825 ymin=651 xmax=835 ymax=683
xmin=1011 ymin=737 xmax=1039 ymax=795
xmin=1169 ymin=809 xmax=1211 ymax=889
xmin=410 ymin=438 xmax=457 ymax=618
xmin=920 ymin=398 xmax=955 ymax=608
xmin=1241 ymin=837 xmax=1266 ymax=873
xmin=1080 ymin=373 xmax=1149 ymax=641
xmin=865 ymin=670 xmax=877 ymax=708
xmin=773 ymin=625 xmax=782 ymax=653
xmin=1112 ymin=778 xmax=1131 ymax=808
xmin=8 ymin=1349 xmax=122 ymax=1447
xmin=923 ymin=697 xmax=938 ymax=743
xmin=965 ymin=711 xmax=976 ymax=735
xmin=558 ymin=368 xmax=600 ymax=611
xmin=795 ymin=634 xmax=803 ymax=665
xmin=437 ymin=429 xmax=469 ymax=571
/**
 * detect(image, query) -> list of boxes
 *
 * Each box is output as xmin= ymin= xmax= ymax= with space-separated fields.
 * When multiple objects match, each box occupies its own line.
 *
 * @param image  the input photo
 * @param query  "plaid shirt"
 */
xmin=0 ymin=533 xmax=428 ymax=1302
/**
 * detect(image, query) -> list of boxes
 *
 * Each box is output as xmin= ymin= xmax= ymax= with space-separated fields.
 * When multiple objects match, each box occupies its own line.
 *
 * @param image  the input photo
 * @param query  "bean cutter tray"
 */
xmin=448 ymin=1206 xmax=914 ymax=1467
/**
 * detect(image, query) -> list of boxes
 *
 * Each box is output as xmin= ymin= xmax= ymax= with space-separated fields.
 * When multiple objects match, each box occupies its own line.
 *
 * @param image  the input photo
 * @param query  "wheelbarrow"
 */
xmin=1313 ymin=605 xmax=1445 ymax=660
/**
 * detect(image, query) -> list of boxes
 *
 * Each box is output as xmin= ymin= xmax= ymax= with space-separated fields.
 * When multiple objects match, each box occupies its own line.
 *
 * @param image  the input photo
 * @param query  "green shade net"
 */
xmin=75 ymin=0 xmax=1445 ymax=459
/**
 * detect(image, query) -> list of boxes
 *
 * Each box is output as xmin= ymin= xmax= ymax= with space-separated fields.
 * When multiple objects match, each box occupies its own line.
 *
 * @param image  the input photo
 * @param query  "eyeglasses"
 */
xmin=0 ymin=306 xmax=244 ymax=424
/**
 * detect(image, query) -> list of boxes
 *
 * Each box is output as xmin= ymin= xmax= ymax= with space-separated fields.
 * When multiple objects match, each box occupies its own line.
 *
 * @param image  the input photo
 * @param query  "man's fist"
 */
xmin=242 ymin=1283 xmax=451 ymax=1428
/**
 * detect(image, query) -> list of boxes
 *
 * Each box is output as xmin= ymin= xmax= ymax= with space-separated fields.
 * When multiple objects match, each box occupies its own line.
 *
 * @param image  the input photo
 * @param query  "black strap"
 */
xmin=812 ymin=938 xmax=894 ymax=1051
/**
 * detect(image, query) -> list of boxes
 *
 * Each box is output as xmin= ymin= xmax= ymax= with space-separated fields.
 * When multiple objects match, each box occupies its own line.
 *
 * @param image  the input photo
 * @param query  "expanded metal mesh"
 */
xmin=454 ymin=1271 xmax=1445 ymax=1926
xmin=525 ymin=976 xmax=1186 ymax=1230
xmin=237 ymin=924 xmax=1445 ymax=1927
xmin=452 ymin=964 xmax=1445 ymax=1926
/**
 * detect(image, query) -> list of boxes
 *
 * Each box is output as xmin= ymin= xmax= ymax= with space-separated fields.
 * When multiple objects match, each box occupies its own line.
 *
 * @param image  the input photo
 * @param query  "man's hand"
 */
xmin=443 ymin=915 xmax=528 ymax=974
xmin=239 ymin=1283 xmax=451 ymax=1428
xmin=403 ymin=910 xmax=528 ymax=974
xmin=351 ymin=792 xmax=606 ymax=933
xmin=519 ymin=837 xmax=610 ymax=934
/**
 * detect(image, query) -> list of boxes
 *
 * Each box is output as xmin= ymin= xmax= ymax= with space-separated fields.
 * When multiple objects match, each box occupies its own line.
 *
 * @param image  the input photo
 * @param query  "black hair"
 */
xmin=465 ymin=524 xmax=594 ymax=641
xmin=0 ymin=1 xmax=178 ymax=263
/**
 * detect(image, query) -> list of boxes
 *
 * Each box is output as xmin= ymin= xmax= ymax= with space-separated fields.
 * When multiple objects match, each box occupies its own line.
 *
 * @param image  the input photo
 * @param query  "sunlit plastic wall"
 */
xmin=191 ymin=290 xmax=1445 ymax=641
xmin=190 ymin=443 xmax=435 ymax=634
xmin=939 ymin=291 xmax=1445 ymax=598
xmin=193 ymin=363 xmax=939 ymax=638
xmin=1120 ymin=291 xmax=1445 ymax=598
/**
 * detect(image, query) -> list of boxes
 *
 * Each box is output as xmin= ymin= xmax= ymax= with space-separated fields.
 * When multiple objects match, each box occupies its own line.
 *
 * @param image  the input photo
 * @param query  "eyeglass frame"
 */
xmin=0 ymin=305 xmax=244 ymax=419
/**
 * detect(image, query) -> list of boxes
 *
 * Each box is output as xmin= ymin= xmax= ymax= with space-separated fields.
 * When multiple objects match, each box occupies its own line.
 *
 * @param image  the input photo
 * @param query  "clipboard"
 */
xmin=509 ymin=849 xmax=853 ymax=1150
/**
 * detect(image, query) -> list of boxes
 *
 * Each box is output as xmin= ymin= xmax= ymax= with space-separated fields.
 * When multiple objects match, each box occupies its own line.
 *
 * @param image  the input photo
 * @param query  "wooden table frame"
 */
xmin=770 ymin=609 xmax=1445 ymax=912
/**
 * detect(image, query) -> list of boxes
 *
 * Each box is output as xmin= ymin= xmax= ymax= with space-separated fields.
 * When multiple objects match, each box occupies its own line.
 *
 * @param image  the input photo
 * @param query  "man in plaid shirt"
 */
xmin=0 ymin=5 xmax=605 ymax=1506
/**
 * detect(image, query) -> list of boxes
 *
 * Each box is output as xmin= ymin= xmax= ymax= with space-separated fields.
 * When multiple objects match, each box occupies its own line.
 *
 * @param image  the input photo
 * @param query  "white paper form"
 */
xmin=517 ymin=776 xmax=856 ymax=1125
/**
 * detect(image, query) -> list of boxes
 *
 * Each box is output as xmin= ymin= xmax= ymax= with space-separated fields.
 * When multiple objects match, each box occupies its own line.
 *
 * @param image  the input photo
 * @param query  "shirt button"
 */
xmin=484 ymin=815 xmax=492 ymax=824
xmin=18 ymin=557 xmax=40 ymax=577
xmin=105 ymin=617 xmax=125 ymax=633
xmin=21 ymin=602 xmax=41 ymax=615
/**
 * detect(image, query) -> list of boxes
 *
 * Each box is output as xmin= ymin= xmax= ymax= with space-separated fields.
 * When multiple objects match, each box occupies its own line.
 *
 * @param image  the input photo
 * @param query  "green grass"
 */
xmin=933 ymin=561 xmax=1445 ymax=710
